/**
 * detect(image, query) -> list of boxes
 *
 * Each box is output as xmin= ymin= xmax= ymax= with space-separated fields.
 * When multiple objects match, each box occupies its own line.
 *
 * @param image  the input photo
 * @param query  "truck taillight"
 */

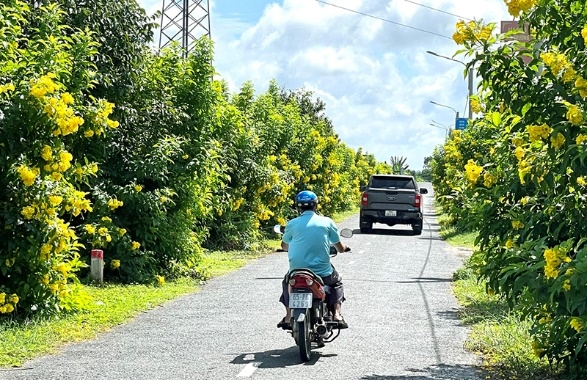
xmin=414 ymin=193 xmax=421 ymax=208
xmin=361 ymin=192 xmax=368 ymax=207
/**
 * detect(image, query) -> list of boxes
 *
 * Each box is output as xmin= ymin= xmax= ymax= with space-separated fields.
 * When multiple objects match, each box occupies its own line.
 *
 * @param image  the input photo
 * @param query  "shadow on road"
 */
xmin=352 ymin=229 xmax=416 ymax=236
xmin=396 ymin=277 xmax=453 ymax=283
xmin=231 ymin=346 xmax=337 ymax=368
xmin=361 ymin=363 xmax=483 ymax=379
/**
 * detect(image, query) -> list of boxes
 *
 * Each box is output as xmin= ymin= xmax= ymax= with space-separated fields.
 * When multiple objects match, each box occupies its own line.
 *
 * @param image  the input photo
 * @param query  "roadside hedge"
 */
xmin=432 ymin=0 xmax=587 ymax=368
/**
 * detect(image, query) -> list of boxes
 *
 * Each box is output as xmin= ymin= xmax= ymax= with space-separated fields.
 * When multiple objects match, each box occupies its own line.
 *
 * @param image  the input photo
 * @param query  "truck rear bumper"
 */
xmin=361 ymin=210 xmax=422 ymax=226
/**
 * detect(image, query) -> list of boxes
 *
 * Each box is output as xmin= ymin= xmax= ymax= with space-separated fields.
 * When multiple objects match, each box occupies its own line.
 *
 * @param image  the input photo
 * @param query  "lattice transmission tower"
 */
xmin=158 ymin=0 xmax=211 ymax=56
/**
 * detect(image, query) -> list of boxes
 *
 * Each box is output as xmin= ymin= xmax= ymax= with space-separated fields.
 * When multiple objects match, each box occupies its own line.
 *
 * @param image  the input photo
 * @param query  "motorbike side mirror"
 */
xmin=340 ymin=228 xmax=353 ymax=238
xmin=273 ymin=224 xmax=284 ymax=234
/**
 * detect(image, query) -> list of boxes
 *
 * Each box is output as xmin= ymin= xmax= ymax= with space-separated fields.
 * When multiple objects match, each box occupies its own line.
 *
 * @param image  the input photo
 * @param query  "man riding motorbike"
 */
xmin=277 ymin=190 xmax=350 ymax=330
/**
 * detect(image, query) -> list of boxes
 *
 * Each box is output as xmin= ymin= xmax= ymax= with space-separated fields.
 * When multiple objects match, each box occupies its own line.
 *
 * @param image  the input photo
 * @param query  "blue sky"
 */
xmin=138 ymin=0 xmax=512 ymax=170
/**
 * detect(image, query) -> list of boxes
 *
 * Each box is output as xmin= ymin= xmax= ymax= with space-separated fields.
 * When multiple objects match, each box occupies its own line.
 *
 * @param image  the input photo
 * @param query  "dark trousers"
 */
xmin=280 ymin=266 xmax=345 ymax=307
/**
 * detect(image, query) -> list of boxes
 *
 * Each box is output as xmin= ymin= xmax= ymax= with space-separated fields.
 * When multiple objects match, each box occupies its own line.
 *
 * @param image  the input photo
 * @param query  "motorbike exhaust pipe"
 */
xmin=316 ymin=323 xmax=328 ymax=336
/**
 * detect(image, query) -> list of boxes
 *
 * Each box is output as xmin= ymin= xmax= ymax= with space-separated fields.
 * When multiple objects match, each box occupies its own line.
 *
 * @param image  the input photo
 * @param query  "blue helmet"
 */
xmin=296 ymin=190 xmax=318 ymax=208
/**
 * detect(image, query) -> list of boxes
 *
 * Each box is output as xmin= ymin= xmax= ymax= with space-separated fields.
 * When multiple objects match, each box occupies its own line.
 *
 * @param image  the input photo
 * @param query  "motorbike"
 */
xmin=273 ymin=224 xmax=353 ymax=362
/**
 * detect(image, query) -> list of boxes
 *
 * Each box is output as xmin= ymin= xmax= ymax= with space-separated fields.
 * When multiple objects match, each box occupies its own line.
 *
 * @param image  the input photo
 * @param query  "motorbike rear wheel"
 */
xmin=296 ymin=310 xmax=311 ymax=362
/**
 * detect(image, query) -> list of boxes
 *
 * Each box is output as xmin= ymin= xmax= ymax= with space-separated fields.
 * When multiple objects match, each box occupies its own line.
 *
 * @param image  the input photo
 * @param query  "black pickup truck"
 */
xmin=359 ymin=174 xmax=428 ymax=235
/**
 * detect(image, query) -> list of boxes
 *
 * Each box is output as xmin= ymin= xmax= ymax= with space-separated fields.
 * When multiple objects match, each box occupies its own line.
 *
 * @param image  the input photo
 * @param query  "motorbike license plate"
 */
xmin=289 ymin=292 xmax=313 ymax=308
xmin=385 ymin=210 xmax=397 ymax=216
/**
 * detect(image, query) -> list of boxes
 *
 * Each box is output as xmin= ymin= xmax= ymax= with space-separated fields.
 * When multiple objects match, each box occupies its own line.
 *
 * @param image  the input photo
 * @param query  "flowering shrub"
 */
xmin=0 ymin=1 xmax=120 ymax=314
xmin=432 ymin=0 xmax=587 ymax=367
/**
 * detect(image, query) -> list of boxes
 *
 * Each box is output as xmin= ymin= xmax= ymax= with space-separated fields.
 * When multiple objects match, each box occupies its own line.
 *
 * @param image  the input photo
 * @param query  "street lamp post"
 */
xmin=429 ymin=122 xmax=450 ymax=138
xmin=430 ymin=101 xmax=459 ymax=120
xmin=426 ymin=50 xmax=474 ymax=120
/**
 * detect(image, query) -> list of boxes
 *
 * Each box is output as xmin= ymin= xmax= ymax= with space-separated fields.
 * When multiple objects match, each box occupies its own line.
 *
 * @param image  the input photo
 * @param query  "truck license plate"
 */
xmin=289 ymin=292 xmax=313 ymax=308
xmin=385 ymin=210 xmax=397 ymax=216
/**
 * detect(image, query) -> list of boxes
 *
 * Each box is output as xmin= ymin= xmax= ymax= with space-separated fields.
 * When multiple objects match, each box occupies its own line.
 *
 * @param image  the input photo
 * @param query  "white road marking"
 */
xmin=237 ymin=362 xmax=259 ymax=377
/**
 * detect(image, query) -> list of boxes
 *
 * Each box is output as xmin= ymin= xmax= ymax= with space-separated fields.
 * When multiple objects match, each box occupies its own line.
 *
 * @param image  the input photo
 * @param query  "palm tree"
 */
xmin=389 ymin=156 xmax=409 ymax=174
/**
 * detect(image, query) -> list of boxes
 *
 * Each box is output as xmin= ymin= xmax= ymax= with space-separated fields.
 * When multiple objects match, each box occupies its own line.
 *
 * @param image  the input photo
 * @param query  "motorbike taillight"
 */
xmin=290 ymin=275 xmax=313 ymax=288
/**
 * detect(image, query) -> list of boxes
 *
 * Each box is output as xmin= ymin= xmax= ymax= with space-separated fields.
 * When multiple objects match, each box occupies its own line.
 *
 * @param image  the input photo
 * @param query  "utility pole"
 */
xmin=159 ymin=0 xmax=211 ymax=57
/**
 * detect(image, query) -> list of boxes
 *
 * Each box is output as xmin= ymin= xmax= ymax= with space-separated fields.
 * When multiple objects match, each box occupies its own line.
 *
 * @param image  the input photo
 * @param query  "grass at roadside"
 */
xmin=452 ymin=264 xmax=574 ymax=380
xmin=0 ymin=207 xmax=358 ymax=368
xmin=0 ymin=278 xmax=199 ymax=367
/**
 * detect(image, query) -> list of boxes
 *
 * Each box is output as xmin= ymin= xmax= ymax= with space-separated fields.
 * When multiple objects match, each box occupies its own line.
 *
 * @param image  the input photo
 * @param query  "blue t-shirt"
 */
xmin=282 ymin=211 xmax=341 ymax=277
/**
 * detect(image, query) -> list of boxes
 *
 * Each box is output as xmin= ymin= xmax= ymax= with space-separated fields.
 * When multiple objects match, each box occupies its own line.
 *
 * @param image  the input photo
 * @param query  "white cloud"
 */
xmin=139 ymin=0 xmax=511 ymax=170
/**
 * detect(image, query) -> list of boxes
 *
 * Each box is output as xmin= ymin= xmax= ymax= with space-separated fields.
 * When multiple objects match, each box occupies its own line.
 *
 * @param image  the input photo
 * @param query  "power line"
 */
xmin=401 ymin=0 xmax=473 ymax=21
xmin=314 ymin=0 xmax=453 ymax=40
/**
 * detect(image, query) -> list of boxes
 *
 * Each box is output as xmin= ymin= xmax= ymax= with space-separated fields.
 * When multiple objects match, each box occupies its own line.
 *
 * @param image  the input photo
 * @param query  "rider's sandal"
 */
xmin=277 ymin=318 xmax=292 ymax=330
xmin=333 ymin=317 xmax=348 ymax=329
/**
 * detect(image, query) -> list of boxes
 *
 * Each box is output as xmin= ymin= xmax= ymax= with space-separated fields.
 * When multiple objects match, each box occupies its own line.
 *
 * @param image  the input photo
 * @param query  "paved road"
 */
xmin=1 ymin=183 xmax=482 ymax=380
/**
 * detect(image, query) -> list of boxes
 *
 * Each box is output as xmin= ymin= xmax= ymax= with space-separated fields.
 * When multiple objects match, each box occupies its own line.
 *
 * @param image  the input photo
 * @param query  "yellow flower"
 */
xmin=118 ymin=228 xmax=127 ymax=236
xmin=515 ymin=146 xmax=525 ymax=161
xmin=563 ymin=279 xmax=571 ymax=291
xmin=17 ymin=165 xmax=37 ymax=186
xmin=511 ymin=220 xmax=524 ymax=230
xmin=41 ymin=145 xmax=53 ymax=161
xmin=464 ymin=159 xmax=483 ymax=184
xmin=582 ymin=26 xmax=587 ymax=45
xmin=505 ymin=0 xmax=536 ymax=16
xmin=21 ymin=206 xmax=35 ymax=220
xmin=1 ymin=303 xmax=14 ymax=313
xmin=505 ymin=239 xmax=515 ymax=249
xmin=110 ymin=259 xmax=121 ymax=270
xmin=0 ymin=292 xmax=5 ymax=304
xmin=0 ymin=83 xmax=15 ymax=94
xmin=48 ymin=195 xmax=63 ymax=206
xmin=570 ymin=317 xmax=583 ymax=332
xmin=550 ymin=133 xmax=566 ymax=149
xmin=452 ymin=31 xmax=465 ymax=45
xmin=134 ymin=185 xmax=143 ymax=192
xmin=483 ymin=172 xmax=497 ymax=188
xmin=131 ymin=241 xmax=141 ymax=250
xmin=101 ymin=216 xmax=112 ymax=222
xmin=566 ymin=104 xmax=583 ymax=125
xmin=61 ymin=92 xmax=74 ymax=105
xmin=84 ymin=225 xmax=96 ymax=235
xmin=563 ymin=67 xmax=577 ymax=84
xmin=40 ymin=244 xmax=52 ymax=260
xmin=526 ymin=124 xmax=551 ymax=142
xmin=107 ymin=199 xmax=123 ymax=210
xmin=578 ymin=177 xmax=587 ymax=186
xmin=98 ymin=227 xmax=108 ymax=236
xmin=576 ymin=134 xmax=587 ymax=145
xmin=470 ymin=98 xmax=484 ymax=113
xmin=9 ymin=294 xmax=19 ymax=304
xmin=576 ymin=77 xmax=587 ymax=98
xmin=182 ymin=154 xmax=189 ymax=159
xmin=155 ymin=275 xmax=165 ymax=286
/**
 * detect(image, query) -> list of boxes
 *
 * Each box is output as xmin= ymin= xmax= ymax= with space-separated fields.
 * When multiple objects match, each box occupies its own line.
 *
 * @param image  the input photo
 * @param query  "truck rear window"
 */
xmin=370 ymin=177 xmax=415 ymax=189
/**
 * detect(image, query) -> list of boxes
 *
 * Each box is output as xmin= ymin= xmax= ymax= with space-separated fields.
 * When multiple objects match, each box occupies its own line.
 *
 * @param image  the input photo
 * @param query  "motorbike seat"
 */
xmin=288 ymin=268 xmax=324 ymax=285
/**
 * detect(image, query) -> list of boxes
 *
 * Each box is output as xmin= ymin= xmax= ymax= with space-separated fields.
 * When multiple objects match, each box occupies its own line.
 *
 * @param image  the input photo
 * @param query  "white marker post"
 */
xmin=90 ymin=249 xmax=104 ymax=284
